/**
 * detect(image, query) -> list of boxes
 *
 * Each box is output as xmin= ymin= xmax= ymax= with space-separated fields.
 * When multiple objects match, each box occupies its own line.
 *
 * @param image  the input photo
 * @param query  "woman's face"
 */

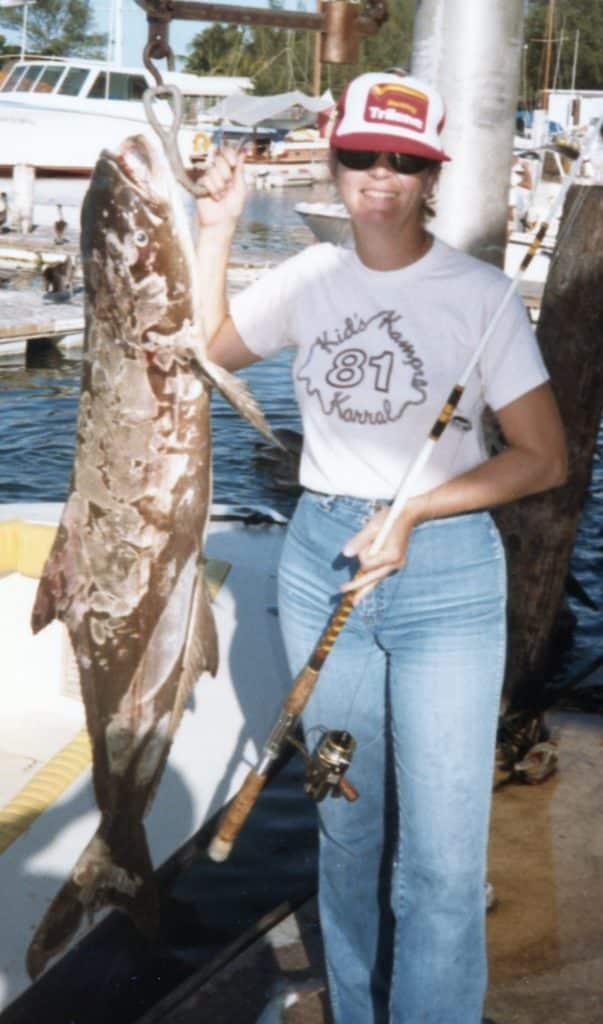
xmin=331 ymin=151 xmax=438 ymax=232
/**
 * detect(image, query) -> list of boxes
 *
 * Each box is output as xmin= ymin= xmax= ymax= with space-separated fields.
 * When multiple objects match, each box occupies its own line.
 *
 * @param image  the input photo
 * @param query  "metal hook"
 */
xmin=142 ymin=41 xmax=165 ymax=87
xmin=142 ymin=6 xmax=176 ymax=85
xmin=143 ymin=84 xmax=209 ymax=198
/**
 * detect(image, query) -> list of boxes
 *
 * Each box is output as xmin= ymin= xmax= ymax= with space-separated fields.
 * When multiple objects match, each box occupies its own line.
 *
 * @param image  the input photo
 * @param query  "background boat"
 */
xmin=0 ymin=54 xmax=253 ymax=175
xmin=201 ymin=89 xmax=334 ymax=189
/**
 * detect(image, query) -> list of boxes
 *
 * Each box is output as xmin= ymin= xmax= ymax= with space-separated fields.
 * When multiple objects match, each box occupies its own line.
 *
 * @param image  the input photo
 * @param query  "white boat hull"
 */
xmin=0 ymin=101 xmax=200 ymax=175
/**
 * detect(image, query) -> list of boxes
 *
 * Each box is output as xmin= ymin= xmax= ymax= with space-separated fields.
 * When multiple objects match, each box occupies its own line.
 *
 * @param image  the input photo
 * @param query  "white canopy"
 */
xmin=205 ymin=89 xmax=335 ymax=129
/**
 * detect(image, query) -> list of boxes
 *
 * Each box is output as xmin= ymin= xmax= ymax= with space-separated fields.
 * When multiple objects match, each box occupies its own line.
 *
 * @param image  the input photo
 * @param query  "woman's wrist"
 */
xmin=402 ymin=493 xmax=430 ymax=528
xmin=197 ymin=219 xmax=238 ymax=243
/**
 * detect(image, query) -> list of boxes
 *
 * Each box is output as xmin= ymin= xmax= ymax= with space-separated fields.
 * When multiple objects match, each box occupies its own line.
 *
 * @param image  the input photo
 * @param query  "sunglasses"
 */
xmin=335 ymin=149 xmax=434 ymax=175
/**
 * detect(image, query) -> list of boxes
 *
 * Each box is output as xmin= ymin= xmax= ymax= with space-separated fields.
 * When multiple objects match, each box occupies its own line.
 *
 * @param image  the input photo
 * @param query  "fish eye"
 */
xmin=134 ymin=229 xmax=148 ymax=247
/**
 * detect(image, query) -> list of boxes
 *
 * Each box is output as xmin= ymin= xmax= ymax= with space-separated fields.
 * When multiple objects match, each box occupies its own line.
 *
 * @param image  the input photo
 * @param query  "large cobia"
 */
xmin=26 ymin=135 xmax=275 ymax=978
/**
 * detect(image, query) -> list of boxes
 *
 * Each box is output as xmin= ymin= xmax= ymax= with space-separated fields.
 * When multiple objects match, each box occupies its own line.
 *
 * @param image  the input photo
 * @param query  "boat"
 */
xmin=295 ymin=199 xmax=351 ymax=244
xmin=0 ymin=55 xmax=254 ymax=175
xmin=200 ymin=90 xmax=334 ymax=189
xmin=244 ymin=131 xmax=331 ymax=190
xmin=0 ymin=501 xmax=295 ymax=1013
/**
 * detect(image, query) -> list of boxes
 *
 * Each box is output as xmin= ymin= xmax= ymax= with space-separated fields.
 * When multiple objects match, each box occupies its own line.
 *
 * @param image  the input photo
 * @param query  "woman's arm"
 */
xmin=341 ymin=381 xmax=568 ymax=600
xmin=196 ymin=148 xmax=260 ymax=372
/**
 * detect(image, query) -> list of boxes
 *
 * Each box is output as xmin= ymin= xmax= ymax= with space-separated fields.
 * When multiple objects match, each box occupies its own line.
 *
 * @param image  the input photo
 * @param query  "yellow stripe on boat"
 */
xmin=0 ymin=520 xmax=231 ymax=854
xmin=0 ymin=520 xmax=56 ymax=577
xmin=0 ymin=729 xmax=92 ymax=854
xmin=0 ymin=522 xmax=231 ymax=591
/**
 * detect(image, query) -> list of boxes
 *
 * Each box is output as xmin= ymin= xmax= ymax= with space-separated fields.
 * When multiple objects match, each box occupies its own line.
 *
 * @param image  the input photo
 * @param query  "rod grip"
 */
xmin=207 ymin=769 xmax=267 ymax=862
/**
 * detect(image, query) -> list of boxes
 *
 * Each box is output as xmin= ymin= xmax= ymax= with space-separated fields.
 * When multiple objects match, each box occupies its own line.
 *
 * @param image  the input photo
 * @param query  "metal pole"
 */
xmin=570 ymin=29 xmax=579 ymax=92
xmin=411 ymin=0 xmax=524 ymax=268
xmin=312 ymin=3 xmax=322 ymax=96
xmin=542 ymin=0 xmax=555 ymax=99
xmin=20 ymin=1 xmax=28 ymax=58
xmin=114 ymin=0 xmax=123 ymax=66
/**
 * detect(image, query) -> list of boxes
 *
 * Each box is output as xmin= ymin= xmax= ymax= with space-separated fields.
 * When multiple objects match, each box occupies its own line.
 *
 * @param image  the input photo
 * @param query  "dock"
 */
xmin=0 ymin=287 xmax=84 ymax=355
xmin=137 ymin=711 xmax=603 ymax=1024
xmin=0 ymin=258 xmax=270 ymax=356
xmin=0 ymin=227 xmax=79 ymax=269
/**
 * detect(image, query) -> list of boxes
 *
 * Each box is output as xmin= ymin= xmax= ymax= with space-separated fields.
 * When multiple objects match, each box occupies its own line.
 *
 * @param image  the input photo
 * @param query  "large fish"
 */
xmin=26 ymin=135 xmax=274 ymax=978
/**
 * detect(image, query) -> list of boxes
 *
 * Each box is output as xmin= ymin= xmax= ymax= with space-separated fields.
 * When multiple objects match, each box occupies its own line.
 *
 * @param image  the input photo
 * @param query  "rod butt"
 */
xmin=207 ymin=836 xmax=233 ymax=863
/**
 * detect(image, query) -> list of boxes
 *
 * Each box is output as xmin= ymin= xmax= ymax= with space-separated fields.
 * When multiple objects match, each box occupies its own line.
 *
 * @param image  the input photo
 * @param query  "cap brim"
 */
xmin=330 ymin=130 xmax=450 ymax=162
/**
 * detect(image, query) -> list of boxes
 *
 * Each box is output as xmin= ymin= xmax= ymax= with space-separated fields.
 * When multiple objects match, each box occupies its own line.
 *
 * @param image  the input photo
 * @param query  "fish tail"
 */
xmin=26 ymin=821 xmax=159 ymax=979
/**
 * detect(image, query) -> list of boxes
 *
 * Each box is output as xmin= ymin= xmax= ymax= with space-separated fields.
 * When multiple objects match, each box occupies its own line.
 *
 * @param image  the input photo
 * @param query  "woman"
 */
xmin=196 ymin=72 xmax=567 ymax=1024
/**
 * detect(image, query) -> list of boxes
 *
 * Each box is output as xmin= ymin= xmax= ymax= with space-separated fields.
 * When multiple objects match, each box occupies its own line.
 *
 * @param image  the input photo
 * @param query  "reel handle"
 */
xmin=339 ymin=776 xmax=359 ymax=801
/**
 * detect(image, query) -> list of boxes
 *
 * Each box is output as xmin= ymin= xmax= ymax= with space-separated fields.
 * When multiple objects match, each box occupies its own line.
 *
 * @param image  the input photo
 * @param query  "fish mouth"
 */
xmin=112 ymin=135 xmax=169 ymax=204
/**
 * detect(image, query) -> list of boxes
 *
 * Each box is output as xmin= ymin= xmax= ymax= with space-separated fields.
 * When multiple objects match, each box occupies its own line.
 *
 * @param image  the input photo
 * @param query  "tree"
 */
xmin=186 ymin=23 xmax=251 ymax=78
xmin=0 ymin=0 xmax=106 ymax=59
xmin=0 ymin=33 xmax=19 ymax=57
xmin=525 ymin=0 xmax=603 ymax=102
xmin=184 ymin=0 xmax=414 ymax=97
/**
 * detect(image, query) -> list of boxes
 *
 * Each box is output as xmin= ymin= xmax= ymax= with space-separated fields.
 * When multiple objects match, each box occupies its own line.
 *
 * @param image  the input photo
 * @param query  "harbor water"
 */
xmin=0 ymin=181 xmax=602 ymax=1022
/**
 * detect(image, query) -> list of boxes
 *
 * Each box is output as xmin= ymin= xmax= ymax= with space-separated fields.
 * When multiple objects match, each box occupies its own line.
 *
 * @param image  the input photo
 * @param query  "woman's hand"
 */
xmin=340 ymin=499 xmax=424 ymax=604
xmin=196 ymin=147 xmax=247 ymax=231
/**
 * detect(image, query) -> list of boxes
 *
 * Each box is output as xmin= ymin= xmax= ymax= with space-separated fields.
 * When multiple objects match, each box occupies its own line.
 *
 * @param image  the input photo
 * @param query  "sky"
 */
xmin=2 ymin=0 xmax=292 ymax=69
xmin=94 ymin=0 xmax=205 ymax=69
xmin=114 ymin=0 xmax=314 ymax=70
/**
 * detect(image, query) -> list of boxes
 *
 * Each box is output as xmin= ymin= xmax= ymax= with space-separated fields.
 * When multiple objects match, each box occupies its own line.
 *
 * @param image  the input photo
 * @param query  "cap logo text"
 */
xmin=364 ymin=83 xmax=428 ymax=134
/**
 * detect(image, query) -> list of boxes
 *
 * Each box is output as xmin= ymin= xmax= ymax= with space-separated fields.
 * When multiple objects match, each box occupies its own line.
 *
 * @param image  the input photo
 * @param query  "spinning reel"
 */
xmin=290 ymin=728 xmax=359 ymax=803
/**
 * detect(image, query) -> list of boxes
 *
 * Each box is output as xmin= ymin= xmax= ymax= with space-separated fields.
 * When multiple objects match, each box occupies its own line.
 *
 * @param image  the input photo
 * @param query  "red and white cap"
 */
xmin=330 ymin=72 xmax=451 ymax=162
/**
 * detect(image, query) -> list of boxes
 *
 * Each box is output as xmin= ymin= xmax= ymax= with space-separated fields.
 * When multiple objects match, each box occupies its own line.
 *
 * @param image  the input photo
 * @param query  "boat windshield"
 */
xmin=0 ymin=63 xmax=27 ymax=92
xmin=33 ymin=65 xmax=65 ymax=93
xmin=57 ymin=67 xmax=90 ymax=96
xmin=87 ymin=70 xmax=147 ymax=101
xmin=14 ymin=64 xmax=46 ymax=92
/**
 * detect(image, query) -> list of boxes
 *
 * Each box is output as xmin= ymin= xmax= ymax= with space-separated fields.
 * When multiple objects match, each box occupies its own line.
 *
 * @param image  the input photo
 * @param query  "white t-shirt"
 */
xmin=231 ymin=238 xmax=549 ymax=500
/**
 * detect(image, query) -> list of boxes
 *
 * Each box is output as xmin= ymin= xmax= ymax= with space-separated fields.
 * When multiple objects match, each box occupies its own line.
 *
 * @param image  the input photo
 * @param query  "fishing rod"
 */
xmin=207 ymin=116 xmax=602 ymax=863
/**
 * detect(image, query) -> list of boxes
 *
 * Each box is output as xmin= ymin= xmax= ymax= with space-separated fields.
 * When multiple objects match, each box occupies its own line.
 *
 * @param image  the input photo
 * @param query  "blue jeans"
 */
xmin=277 ymin=491 xmax=507 ymax=1024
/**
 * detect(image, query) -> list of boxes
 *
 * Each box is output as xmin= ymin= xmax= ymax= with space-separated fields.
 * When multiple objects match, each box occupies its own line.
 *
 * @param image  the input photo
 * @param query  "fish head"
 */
xmin=81 ymin=134 xmax=198 ymax=353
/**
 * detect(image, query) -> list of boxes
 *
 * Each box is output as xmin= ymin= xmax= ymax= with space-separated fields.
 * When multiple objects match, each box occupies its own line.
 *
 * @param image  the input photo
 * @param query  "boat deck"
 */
xmin=141 ymin=710 xmax=603 ymax=1024
xmin=0 ymin=503 xmax=292 ymax=1011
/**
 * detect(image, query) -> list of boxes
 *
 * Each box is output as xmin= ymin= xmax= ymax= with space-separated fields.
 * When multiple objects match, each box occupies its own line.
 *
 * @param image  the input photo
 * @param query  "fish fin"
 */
xmin=196 ymin=570 xmax=219 ymax=677
xmin=26 ymin=823 xmax=158 ymax=979
xmin=30 ymin=574 xmax=58 ymax=634
xmin=30 ymin=525 xmax=71 ymax=633
xmin=168 ymin=568 xmax=218 ymax=734
xmin=193 ymin=356 xmax=284 ymax=448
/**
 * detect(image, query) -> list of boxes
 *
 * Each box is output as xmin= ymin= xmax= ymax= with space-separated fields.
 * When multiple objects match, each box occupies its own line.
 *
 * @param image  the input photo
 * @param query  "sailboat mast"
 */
xmin=107 ymin=0 xmax=124 ymax=64
xmin=113 ymin=0 xmax=123 ymax=65
xmin=541 ymin=0 xmax=555 ymax=102
xmin=312 ymin=1 xmax=322 ymax=95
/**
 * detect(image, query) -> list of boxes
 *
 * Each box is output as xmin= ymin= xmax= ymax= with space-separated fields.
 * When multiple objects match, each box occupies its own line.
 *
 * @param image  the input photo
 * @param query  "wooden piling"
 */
xmin=11 ymin=164 xmax=35 ymax=235
xmin=495 ymin=184 xmax=603 ymax=708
